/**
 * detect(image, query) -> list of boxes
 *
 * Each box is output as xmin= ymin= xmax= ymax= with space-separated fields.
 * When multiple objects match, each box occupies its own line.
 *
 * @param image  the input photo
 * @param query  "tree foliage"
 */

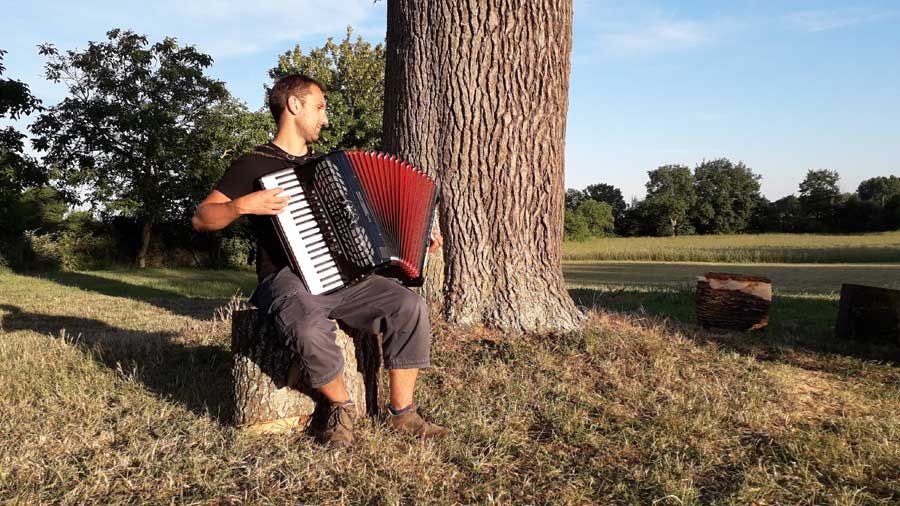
xmin=690 ymin=158 xmax=761 ymax=234
xmin=269 ymin=27 xmax=384 ymax=153
xmin=857 ymin=176 xmax=900 ymax=206
xmin=0 ymin=49 xmax=46 ymax=239
xmin=31 ymin=29 xmax=228 ymax=266
xmin=798 ymin=169 xmax=841 ymax=232
xmin=583 ymin=183 xmax=626 ymax=232
xmin=644 ymin=164 xmax=696 ymax=236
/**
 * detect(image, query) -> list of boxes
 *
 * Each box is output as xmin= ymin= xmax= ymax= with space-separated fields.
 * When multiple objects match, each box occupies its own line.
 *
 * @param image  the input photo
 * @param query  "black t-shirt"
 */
xmin=215 ymin=143 xmax=315 ymax=282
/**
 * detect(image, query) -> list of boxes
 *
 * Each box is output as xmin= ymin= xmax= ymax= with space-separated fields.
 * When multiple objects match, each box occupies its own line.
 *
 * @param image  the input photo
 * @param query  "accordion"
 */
xmin=258 ymin=150 xmax=439 ymax=295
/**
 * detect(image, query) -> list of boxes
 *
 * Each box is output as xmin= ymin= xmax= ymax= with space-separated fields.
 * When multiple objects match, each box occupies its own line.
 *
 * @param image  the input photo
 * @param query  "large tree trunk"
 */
xmin=383 ymin=0 xmax=582 ymax=333
xmin=136 ymin=221 xmax=151 ymax=269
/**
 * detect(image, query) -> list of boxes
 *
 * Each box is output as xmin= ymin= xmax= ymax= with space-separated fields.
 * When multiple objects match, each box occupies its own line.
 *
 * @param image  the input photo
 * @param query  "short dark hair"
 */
xmin=268 ymin=74 xmax=325 ymax=122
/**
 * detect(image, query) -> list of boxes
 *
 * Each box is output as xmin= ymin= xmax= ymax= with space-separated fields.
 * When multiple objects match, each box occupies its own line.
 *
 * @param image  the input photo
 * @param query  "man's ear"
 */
xmin=286 ymin=95 xmax=302 ymax=115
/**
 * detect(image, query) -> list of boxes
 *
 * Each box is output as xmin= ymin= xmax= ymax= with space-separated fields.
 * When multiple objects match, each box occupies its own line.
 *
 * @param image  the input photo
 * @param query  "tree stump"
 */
xmin=835 ymin=284 xmax=900 ymax=345
xmin=231 ymin=309 xmax=383 ymax=434
xmin=696 ymin=272 xmax=772 ymax=331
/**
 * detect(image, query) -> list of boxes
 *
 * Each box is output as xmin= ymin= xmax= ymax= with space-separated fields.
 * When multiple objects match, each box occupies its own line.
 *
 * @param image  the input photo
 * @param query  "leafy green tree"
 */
xmin=798 ymin=169 xmax=841 ymax=232
xmin=837 ymin=194 xmax=882 ymax=232
xmin=644 ymin=164 xmax=696 ymax=236
xmin=182 ymin=98 xmax=275 ymax=265
xmin=690 ymin=158 xmax=762 ymax=234
xmin=565 ymin=188 xmax=586 ymax=211
xmin=755 ymin=195 xmax=802 ymax=233
xmin=563 ymin=209 xmax=590 ymax=241
xmin=857 ymin=176 xmax=900 ymax=206
xmin=269 ymin=27 xmax=384 ymax=152
xmin=574 ymin=199 xmax=614 ymax=237
xmin=31 ymin=29 xmax=229 ymax=267
xmin=183 ymin=98 xmax=274 ymax=205
xmin=0 ymin=49 xmax=47 ymax=239
xmin=583 ymin=183 xmax=626 ymax=233
xmin=885 ymin=195 xmax=900 ymax=230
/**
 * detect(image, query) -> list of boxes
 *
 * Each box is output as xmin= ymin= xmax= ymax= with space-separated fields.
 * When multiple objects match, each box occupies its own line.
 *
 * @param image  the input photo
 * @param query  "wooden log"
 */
xmin=695 ymin=272 xmax=772 ymax=331
xmin=231 ymin=309 xmax=383 ymax=434
xmin=835 ymin=284 xmax=900 ymax=345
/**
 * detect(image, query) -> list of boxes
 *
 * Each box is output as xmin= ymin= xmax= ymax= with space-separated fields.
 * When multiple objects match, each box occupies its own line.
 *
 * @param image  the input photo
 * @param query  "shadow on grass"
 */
xmin=31 ymin=270 xmax=240 ymax=321
xmin=569 ymin=287 xmax=900 ymax=371
xmin=0 ymin=303 xmax=233 ymax=424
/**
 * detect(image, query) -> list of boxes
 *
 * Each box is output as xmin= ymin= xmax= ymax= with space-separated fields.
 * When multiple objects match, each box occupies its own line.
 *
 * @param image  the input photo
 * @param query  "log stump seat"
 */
xmin=695 ymin=272 xmax=772 ymax=331
xmin=230 ymin=309 xmax=383 ymax=434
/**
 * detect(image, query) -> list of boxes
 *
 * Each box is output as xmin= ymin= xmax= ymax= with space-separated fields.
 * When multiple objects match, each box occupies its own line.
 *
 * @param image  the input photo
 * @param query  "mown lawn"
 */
xmin=563 ymin=231 xmax=900 ymax=263
xmin=1 ymin=267 xmax=899 ymax=504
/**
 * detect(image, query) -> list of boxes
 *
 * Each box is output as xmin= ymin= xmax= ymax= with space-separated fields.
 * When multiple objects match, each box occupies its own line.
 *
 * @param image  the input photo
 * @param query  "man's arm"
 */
xmin=191 ymin=188 xmax=289 ymax=232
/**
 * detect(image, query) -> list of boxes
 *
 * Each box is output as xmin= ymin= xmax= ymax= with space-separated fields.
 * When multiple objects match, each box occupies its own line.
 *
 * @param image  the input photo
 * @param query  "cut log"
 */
xmin=835 ymin=284 xmax=900 ymax=345
xmin=695 ymin=272 xmax=772 ymax=331
xmin=231 ymin=309 xmax=383 ymax=434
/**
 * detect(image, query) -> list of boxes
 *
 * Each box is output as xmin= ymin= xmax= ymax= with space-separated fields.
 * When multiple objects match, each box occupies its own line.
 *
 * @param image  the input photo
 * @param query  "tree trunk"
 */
xmin=231 ymin=309 xmax=383 ymax=433
xmin=136 ymin=221 xmax=151 ymax=269
xmin=836 ymin=284 xmax=900 ymax=345
xmin=383 ymin=0 xmax=582 ymax=333
xmin=695 ymin=272 xmax=772 ymax=331
xmin=671 ymin=218 xmax=678 ymax=236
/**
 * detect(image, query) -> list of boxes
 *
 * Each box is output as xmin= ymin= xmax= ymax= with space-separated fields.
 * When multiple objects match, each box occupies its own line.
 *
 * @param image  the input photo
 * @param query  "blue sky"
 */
xmin=2 ymin=0 xmax=898 ymax=201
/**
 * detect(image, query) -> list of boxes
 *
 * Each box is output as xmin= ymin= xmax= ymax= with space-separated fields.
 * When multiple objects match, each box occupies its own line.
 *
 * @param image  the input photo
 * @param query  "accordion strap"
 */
xmin=250 ymin=143 xmax=317 ymax=164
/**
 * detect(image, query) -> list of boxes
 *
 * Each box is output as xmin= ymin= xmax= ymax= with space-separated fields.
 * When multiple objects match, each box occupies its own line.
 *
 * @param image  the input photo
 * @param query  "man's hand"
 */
xmin=428 ymin=229 xmax=443 ymax=253
xmin=231 ymin=188 xmax=290 ymax=216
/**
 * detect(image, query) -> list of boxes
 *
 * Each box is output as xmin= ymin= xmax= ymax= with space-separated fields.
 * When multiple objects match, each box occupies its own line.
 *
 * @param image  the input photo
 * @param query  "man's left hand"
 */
xmin=428 ymin=230 xmax=443 ymax=253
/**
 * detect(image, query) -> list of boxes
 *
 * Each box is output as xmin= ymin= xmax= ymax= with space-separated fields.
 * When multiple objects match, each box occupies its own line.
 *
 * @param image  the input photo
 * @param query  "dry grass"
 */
xmin=1 ymin=268 xmax=899 ymax=504
xmin=563 ymin=232 xmax=900 ymax=263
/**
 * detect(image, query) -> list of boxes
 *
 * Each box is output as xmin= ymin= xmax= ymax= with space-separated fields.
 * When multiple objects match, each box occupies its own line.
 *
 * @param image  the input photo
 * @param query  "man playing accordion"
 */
xmin=192 ymin=74 xmax=449 ymax=447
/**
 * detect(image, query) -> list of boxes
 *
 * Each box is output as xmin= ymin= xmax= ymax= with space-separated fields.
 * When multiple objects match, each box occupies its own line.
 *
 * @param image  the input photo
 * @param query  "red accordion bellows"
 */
xmin=346 ymin=150 xmax=437 ymax=279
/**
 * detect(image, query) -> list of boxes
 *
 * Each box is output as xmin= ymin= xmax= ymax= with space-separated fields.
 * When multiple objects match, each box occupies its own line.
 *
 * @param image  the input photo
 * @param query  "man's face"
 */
xmin=291 ymin=86 xmax=328 ymax=143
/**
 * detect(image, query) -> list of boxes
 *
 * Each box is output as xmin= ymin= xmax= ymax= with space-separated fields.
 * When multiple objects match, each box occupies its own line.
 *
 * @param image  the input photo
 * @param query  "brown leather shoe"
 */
xmin=385 ymin=404 xmax=450 ymax=439
xmin=316 ymin=401 xmax=355 ymax=448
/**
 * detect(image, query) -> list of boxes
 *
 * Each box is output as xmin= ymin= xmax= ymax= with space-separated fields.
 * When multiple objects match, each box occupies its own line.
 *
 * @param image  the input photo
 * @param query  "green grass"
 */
xmin=2 ymin=267 xmax=900 ymax=504
xmin=563 ymin=231 xmax=900 ymax=263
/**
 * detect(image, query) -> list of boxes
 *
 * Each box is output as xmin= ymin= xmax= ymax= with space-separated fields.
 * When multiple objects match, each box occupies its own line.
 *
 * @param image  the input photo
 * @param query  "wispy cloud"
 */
xmin=600 ymin=19 xmax=715 ymax=55
xmin=785 ymin=7 xmax=897 ymax=32
xmin=577 ymin=2 xmax=740 ymax=58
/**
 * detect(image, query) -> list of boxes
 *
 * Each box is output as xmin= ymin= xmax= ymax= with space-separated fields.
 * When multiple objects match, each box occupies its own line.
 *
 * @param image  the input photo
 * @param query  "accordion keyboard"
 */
xmin=258 ymin=168 xmax=346 ymax=294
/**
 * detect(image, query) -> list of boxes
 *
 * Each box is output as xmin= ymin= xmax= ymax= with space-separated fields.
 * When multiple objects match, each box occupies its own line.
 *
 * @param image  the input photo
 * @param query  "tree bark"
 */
xmin=230 ymin=309 xmax=382 ymax=433
xmin=836 ymin=284 xmax=900 ymax=345
xmin=383 ymin=0 xmax=582 ymax=333
xmin=136 ymin=221 xmax=151 ymax=269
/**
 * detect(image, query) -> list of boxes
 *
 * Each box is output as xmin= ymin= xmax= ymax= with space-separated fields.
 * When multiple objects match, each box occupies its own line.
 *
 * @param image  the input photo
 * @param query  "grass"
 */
xmin=2 ymin=266 xmax=900 ymax=504
xmin=563 ymin=231 xmax=900 ymax=263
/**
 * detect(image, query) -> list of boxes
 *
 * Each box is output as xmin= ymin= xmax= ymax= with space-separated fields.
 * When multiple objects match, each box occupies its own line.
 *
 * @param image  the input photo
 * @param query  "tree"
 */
xmin=857 ymin=176 xmax=900 ymax=206
xmin=798 ymin=169 xmax=841 ymax=232
xmin=563 ymin=210 xmax=590 ymax=241
xmin=690 ymin=158 xmax=761 ymax=234
xmin=183 ymin=98 xmax=274 ymax=265
xmin=382 ymin=0 xmax=582 ymax=332
xmin=565 ymin=188 xmax=586 ymax=211
xmin=836 ymin=194 xmax=882 ymax=233
xmin=0 ymin=49 xmax=46 ymax=239
xmin=31 ymin=29 xmax=228 ymax=267
xmin=755 ymin=195 xmax=801 ymax=233
xmin=583 ymin=183 xmax=626 ymax=232
xmin=574 ymin=199 xmax=614 ymax=237
xmin=269 ymin=27 xmax=384 ymax=152
xmin=644 ymin=164 xmax=696 ymax=236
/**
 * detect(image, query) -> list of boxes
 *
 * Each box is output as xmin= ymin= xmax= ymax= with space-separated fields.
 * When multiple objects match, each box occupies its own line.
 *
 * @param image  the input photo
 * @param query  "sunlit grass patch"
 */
xmin=563 ymin=231 xmax=900 ymax=263
xmin=1 ymin=268 xmax=899 ymax=503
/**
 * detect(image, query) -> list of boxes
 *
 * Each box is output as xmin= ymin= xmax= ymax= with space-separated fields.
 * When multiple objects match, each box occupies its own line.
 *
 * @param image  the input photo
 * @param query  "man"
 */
xmin=192 ymin=74 xmax=448 ymax=447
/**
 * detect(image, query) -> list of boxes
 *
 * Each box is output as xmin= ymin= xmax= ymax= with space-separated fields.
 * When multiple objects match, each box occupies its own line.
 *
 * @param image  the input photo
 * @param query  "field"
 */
xmin=562 ymin=231 xmax=900 ymax=263
xmin=2 ymin=258 xmax=900 ymax=503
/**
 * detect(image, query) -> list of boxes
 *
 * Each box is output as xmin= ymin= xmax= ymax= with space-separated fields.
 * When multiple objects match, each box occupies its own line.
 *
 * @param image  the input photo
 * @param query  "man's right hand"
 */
xmin=231 ymin=188 xmax=290 ymax=216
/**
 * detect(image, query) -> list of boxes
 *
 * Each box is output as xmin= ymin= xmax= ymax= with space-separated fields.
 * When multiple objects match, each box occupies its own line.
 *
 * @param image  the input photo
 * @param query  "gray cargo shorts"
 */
xmin=250 ymin=267 xmax=432 ymax=388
